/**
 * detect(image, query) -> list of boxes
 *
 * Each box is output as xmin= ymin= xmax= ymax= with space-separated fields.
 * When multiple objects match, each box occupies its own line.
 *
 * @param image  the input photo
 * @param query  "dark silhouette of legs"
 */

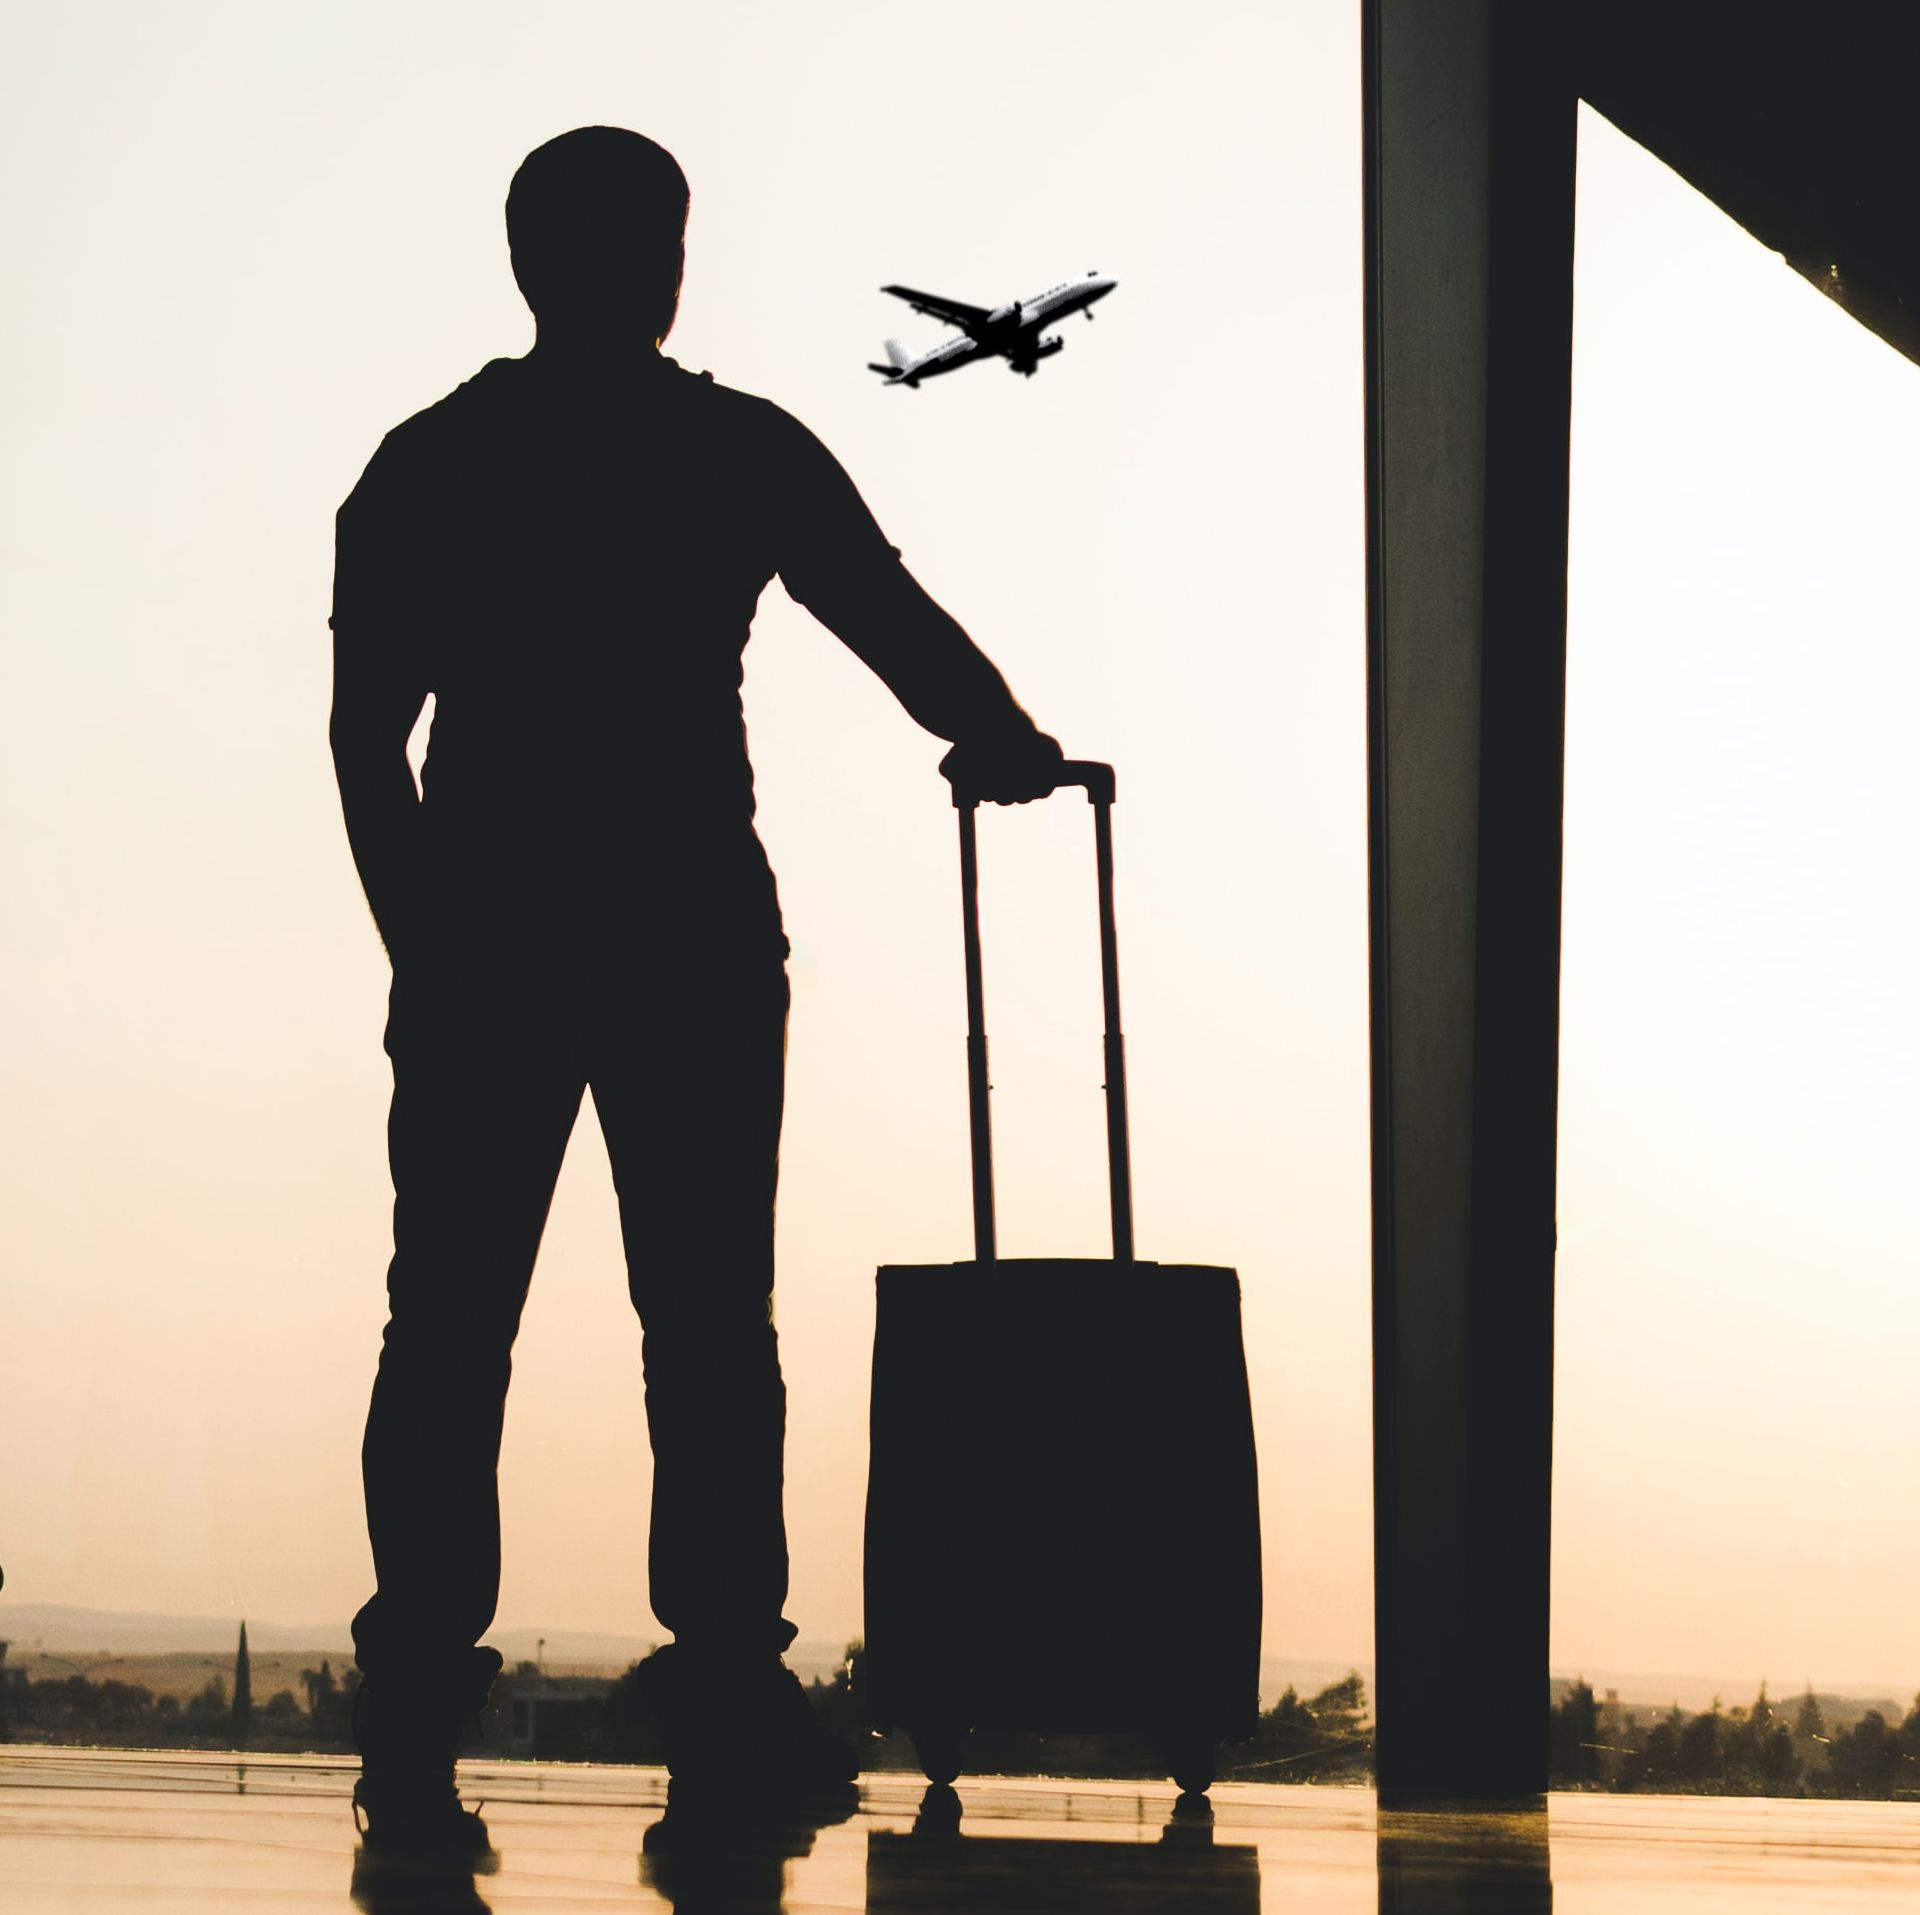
xmin=355 ymin=978 xmax=584 ymax=1683
xmin=352 ymin=953 xmax=799 ymax=1690
xmin=596 ymin=964 xmax=795 ymax=1658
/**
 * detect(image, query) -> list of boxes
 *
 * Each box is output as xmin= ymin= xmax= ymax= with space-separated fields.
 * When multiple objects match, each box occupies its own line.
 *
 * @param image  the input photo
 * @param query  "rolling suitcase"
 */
xmin=863 ymin=761 xmax=1262 ymax=1793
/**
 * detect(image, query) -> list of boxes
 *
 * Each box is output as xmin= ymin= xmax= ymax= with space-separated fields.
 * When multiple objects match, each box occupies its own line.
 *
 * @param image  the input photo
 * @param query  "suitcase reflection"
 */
xmin=1376 ymin=1810 xmax=1552 ymax=1915
xmin=864 ymin=1786 xmax=1260 ymax=1915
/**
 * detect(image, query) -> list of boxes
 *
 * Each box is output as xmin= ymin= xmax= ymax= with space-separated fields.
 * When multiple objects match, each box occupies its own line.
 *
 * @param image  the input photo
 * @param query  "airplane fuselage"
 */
xmin=872 ymin=270 xmax=1117 ymax=386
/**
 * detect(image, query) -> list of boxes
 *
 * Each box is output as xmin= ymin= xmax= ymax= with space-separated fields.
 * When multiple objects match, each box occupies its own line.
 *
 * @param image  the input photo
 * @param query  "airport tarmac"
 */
xmin=4 ymin=1745 xmax=1918 ymax=1911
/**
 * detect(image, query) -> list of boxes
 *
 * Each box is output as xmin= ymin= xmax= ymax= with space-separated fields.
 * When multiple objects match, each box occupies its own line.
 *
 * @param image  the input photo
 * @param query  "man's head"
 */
xmin=506 ymin=127 xmax=690 ymax=345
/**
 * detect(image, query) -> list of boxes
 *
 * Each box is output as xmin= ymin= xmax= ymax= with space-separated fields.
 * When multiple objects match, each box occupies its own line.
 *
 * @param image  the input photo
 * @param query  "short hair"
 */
xmin=506 ymin=127 xmax=690 ymax=339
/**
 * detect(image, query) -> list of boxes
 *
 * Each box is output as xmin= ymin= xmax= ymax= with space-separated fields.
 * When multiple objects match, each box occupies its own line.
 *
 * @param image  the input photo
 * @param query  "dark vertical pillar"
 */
xmin=1363 ymin=0 xmax=1576 ymax=1806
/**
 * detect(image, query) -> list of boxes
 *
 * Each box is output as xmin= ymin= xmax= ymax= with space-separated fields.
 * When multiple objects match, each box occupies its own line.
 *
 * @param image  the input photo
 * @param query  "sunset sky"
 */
xmin=2 ymin=2 xmax=1915 ymax=1694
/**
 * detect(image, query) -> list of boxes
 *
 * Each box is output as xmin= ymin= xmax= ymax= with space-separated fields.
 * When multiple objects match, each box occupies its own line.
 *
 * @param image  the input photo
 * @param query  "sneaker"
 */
xmin=634 ymin=1644 xmax=861 ymax=1809
xmin=351 ymin=1648 xmax=502 ymax=1858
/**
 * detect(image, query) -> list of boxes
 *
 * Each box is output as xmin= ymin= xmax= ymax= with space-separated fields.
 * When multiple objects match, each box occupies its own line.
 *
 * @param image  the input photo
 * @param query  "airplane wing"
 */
xmin=881 ymin=285 xmax=990 ymax=331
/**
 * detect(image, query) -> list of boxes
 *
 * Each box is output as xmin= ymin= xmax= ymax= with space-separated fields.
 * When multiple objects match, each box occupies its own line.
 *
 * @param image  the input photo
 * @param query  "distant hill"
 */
xmin=3 ymin=1647 xmax=353 ymax=1704
xmin=1257 ymin=1658 xmax=1374 ymax=1710
xmin=1548 ymin=1666 xmax=1917 ymax=1723
xmin=17 ymin=1607 xmax=1902 ymax=1726
xmin=0 ymin=1605 xmax=1370 ymax=1703
xmin=0 ymin=1604 xmax=832 ymax=1682
xmin=0 ymin=1605 xmax=354 ymax=1657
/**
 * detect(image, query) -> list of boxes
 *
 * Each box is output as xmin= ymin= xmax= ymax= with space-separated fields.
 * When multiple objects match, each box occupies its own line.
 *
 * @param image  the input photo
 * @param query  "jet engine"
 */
xmin=1010 ymin=336 xmax=1066 ymax=376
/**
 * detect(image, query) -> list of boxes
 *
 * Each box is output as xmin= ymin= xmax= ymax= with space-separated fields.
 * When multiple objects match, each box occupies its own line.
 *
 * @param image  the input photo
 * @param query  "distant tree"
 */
xmin=231 ymin=1623 xmax=253 ymax=1745
xmin=329 ymin=1668 xmax=360 ymax=1747
xmin=1619 ymin=1705 xmax=1685 ymax=1791
xmin=1718 ymin=1687 xmax=1796 ymax=1793
xmin=1825 ymin=1710 xmax=1902 ymax=1798
xmin=1898 ymin=1697 xmax=1920 ymax=1751
xmin=1225 ymin=1683 xmax=1319 ymax=1780
xmin=1298 ymin=1673 xmax=1371 ymax=1780
xmin=1721 ymin=1697 xmax=1758 ymax=1787
xmin=1265 ymin=1685 xmax=1318 ymax=1756
xmin=1676 ymin=1698 xmax=1722 ymax=1785
xmin=1761 ymin=1719 xmax=1800 ymax=1791
xmin=1307 ymin=1674 xmax=1368 ymax=1738
xmin=99 ymin=1680 xmax=156 ymax=1731
xmin=292 ymin=1660 xmax=357 ymax=1748
xmin=1794 ymin=1685 xmax=1825 ymax=1743
xmin=1215 ymin=1673 xmax=1372 ymax=1784
xmin=1549 ymin=1680 xmax=1602 ymax=1786
xmin=301 ymin=1661 xmax=336 ymax=1733
xmin=1272 ymin=1685 xmax=1314 ymax=1725
xmin=185 ymin=1676 xmax=229 ymax=1736
xmin=261 ymin=1690 xmax=301 ymax=1726
xmin=17 ymin=1674 xmax=159 ymax=1737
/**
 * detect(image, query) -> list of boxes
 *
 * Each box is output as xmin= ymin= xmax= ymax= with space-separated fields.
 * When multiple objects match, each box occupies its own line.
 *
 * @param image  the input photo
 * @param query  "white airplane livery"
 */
xmin=868 ymin=270 xmax=1118 ymax=386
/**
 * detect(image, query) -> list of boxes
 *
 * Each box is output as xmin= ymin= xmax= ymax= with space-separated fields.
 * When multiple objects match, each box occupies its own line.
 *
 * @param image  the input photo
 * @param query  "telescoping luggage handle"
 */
xmin=950 ymin=760 xmax=1133 ymax=1266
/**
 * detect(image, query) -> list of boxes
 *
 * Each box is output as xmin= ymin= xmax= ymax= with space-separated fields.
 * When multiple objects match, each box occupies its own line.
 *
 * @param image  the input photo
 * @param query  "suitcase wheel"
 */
xmin=1159 ymin=1732 xmax=1217 ymax=1796
xmin=908 ymin=1723 xmax=969 ymax=1787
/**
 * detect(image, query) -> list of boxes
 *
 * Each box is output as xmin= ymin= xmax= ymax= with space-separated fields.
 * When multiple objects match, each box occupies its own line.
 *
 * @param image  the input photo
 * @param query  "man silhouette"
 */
xmin=330 ymin=126 xmax=1063 ymax=1850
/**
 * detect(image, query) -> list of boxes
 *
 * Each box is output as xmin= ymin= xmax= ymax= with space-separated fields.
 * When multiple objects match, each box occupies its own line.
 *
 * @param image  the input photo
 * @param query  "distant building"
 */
xmin=480 ymin=1670 xmax=615 ymax=1761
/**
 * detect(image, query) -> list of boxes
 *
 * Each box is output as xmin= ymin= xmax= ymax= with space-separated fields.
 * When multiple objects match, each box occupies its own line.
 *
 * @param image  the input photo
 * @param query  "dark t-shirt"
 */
xmin=332 ymin=351 xmax=1027 ymax=968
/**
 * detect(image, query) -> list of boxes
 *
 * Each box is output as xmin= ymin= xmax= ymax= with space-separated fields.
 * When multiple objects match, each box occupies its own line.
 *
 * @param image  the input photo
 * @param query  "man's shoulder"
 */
xmin=662 ymin=362 xmax=824 ymax=461
xmin=377 ymin=358 xmax=521 ymax=458
xmin=342 ymin=359 xmax=520 ymax=511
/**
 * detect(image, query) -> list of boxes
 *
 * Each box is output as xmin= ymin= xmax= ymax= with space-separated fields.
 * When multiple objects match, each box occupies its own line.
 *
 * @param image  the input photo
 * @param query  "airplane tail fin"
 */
xmin=884 ymin=337 xmax=915 ymax=370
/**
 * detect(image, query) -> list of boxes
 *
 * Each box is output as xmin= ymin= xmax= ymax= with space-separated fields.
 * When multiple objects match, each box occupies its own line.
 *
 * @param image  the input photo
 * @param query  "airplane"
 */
xmin=868 ymin=270 xmax=1118 ymax=387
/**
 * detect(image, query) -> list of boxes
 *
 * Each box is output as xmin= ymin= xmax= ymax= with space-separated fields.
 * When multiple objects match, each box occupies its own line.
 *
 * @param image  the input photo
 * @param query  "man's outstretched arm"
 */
xmin=775 ymin=423 xmax=1065 ymax=802
xmin=329 ymin=629 xmax=429 ymax=963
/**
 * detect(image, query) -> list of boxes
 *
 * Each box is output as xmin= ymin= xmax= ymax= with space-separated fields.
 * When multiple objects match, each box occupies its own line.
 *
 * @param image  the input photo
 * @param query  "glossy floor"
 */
xmin=3 ymin=1746 xmax=1918 ymax=1912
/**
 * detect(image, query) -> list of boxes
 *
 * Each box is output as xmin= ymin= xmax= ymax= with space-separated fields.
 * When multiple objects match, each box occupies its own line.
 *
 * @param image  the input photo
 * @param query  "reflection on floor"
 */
xmin=863 ymin=1781 xmax=1260 ymax=1914
xmin=3 ymin=1746 xmax=1919 ymax=1912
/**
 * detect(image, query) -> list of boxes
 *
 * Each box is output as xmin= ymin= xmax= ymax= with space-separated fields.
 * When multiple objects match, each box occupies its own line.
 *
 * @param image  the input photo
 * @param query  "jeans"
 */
xmin=351 ymin=946 xmax=797 ymax=1684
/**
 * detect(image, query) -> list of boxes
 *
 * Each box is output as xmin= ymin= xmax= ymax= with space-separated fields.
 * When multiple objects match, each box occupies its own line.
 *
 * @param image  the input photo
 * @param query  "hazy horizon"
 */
xmin=3 ymin=3 xmax=1915 ymax=1688
xmin=14 ymin=1598 xmax=1919 ymax=1725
